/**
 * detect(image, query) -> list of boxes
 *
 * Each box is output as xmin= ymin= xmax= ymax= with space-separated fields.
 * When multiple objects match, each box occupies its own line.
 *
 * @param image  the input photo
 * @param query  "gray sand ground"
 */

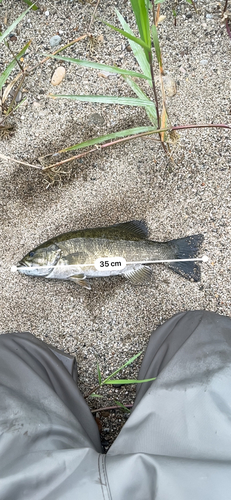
xmin=1 ymin=0 xmax=231 ymax=448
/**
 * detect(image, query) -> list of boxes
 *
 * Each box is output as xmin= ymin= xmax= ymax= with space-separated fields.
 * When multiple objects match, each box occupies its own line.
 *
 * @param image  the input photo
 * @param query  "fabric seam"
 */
xmin=98 ymin=454 xmax=112 ymax=500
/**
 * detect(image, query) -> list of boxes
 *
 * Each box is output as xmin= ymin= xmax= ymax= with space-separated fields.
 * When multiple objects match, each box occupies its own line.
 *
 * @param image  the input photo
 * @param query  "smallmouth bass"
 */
xmin=17 ymin=221 xmax=204 ymax=290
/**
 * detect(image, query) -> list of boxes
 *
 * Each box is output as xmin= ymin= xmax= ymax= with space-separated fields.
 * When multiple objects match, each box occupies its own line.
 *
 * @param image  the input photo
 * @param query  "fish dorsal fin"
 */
xmin=110 ymin=221 xmax=149 ymax=240
xmin=50 ymin=221 xmax=149 ymax=245
xmin=123 ymin=265 xmax=152 ymax=285
xmin=82 ymin=220 xmax=149 ymax=241
xmin=69 ymin=274 xmax=91 ymax=290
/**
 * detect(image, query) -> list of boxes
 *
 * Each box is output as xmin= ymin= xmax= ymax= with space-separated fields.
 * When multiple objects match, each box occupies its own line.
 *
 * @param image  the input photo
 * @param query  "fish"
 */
xmin=16 ymin=221 xmax=204 ymax=290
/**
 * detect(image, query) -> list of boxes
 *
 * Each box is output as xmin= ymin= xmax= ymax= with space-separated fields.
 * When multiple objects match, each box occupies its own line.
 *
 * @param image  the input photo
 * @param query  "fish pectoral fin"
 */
xmin=69 ymin=274 xmax=91 ymax=290
xmin=123 ymin=265 xmax=152 ymax=285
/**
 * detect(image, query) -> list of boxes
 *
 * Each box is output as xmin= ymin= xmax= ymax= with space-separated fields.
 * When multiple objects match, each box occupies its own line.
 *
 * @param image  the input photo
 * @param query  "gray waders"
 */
xmin=1 ymin=310 xmax=231 ymax=499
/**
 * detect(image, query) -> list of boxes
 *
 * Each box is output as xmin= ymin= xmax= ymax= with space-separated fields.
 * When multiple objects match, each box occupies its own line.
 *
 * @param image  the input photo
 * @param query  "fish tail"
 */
xmin=167 ymin=234 xmax=204 ymax=281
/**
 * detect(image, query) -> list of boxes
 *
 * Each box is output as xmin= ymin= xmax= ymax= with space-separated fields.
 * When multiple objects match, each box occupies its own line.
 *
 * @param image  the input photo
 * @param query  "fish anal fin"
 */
xmin=123 ymin=265 xmax=152 ymax=285
xmin=69 ymin=274 xmax=91 ymax=290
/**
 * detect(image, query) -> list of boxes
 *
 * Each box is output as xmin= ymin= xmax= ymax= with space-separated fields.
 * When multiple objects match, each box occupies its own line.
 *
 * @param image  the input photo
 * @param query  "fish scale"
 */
xmin=56 ymin=238 xmax=171 ymax=264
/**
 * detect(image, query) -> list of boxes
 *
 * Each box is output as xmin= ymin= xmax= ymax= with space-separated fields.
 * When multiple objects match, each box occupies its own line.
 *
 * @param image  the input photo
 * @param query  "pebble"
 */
xmin=200 ymin=59 xmax=208 ymax=65
xmin=9 ymin=88 xmax=23 ymax=102
xmin=51 ymin=66 xmax=66 ymax=86
xmin=163 ymin=75 xmax=177 ymax=96
xmin=88 ymin=113 xmax=104 ymax=126
xmin=9 ymin=33 xmax=17 ymax=41
xmin=16 ymin=90 xmax=22 ymax=103
xmin=50 ymin=35 xmax=62 ymax=48
xmin=45 ymin=10 xmax=49 ymax=17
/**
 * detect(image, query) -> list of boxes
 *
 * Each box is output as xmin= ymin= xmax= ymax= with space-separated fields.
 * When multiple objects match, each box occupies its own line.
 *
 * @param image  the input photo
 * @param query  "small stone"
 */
xmin=50 ymin=35 xmax=62 ymax=48
xmin=51 ymin=66 xmax=66 ymax=86
xmin=15 ymin=90 xmax=22 ymax=103
xmin=163 ymin=75 xmax=177 ymax=96
xmin=126 ymin=45 xmax=132 ymax=52
xmin=9 ymin=33 xmax=17 ymax=41
xmin=206 ymin=13 xmax=213 ymax=19
xmin=88 ymin=113 xmax=104 ymax=126
xmin=45 ymin=10 xmax=49 ymax=16
xmin=9 ymin=88 xmax=23 ymax=102
xmin=200 ymin=59 xmax=208 ymax=65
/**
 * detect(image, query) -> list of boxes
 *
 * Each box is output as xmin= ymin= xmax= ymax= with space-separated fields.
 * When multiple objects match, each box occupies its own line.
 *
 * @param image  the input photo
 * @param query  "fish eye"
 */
xmin=29 ymin=251 xmax=35 ymax=257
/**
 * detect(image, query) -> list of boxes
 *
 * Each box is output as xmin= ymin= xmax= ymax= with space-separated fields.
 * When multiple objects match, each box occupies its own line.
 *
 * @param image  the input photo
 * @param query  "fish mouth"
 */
xmin=17 ymin=260 xmax=28 ymax=268
xmin=17 ymin=260 xmax=36 ymax=276
xmin=16 ymin=260 xmax=50 ymax=277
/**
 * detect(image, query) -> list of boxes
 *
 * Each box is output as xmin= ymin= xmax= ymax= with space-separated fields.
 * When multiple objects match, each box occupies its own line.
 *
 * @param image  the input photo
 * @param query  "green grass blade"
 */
xmin=151 ymin=24 xmax=162 ymax=67
xmin=49 ymin=55 xmax=151 ymax=81
xmin=52 ymin=94 xmax=156 ymax=107
xmin=104 ymin=377 xmax=156 ymax=385
xmin=0 ymin=7 xmax=32 ymax=45
xmin=102 ymin=351 xmax=143 ymax=385
xmin=59 ymin=126 xmax=157 ymax=153
xmin=22 ymin=0 xmax=38 ymax=9
xmin=12 ymin=96 xmax=27 ymax=111
xmin=130 ymin=0 xmax=151 ymax=47
xmin=114 ymin=401 xmax=131 ymax=413
xmin=103 ymin=21 xmax=150 ymax=52
xmin=116 ymin=9 xmax=151 ymax=82
xmin=125 ymin=76 xmax=157 ymax=126
xmin=97 ymin=363 xmax=102 ymax=385
xmin=0 ymin=41 xmax=31 ymax=91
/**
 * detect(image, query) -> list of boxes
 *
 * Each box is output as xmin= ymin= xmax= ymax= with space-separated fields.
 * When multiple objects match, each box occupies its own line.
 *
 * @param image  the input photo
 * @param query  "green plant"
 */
xmin=0 ymin=3 xmax=85 ymax=134
xmin=49 ymin=0 xmax=167 ymax=154
xmin=84 ymin=351 xmax=156 ymax=400
xmin=1 ymin=0 xmax=230 ymax=169
xmin=0 ymin=6 xmax=33 ymax=130
xmin=39 ymin=0 xmax=230 ymax=172
xmin=22 ymin=0 xmax=38 ymax=9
